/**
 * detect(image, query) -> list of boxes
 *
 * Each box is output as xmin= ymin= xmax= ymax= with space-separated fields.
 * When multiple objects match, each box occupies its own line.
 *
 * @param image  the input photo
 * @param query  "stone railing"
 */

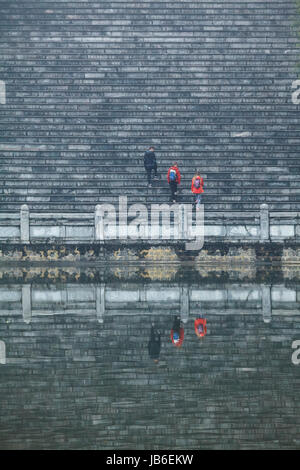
xmin=0 ymin=282 xmax=299 ymax=325
xmin=0 ymin=204 xmax=300 ymax=243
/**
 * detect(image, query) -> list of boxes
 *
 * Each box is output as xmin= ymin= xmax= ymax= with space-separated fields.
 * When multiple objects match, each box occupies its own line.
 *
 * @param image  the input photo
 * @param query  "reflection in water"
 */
xmin=171 ymin=316 xmax=185 ymax=348
xmin=0 ymin=340 xmax=5 ymax=364
xmin=148 ymin=324 xmax=161 ymax=363
xmin=0 ymin=266 xmax=300 ymax=449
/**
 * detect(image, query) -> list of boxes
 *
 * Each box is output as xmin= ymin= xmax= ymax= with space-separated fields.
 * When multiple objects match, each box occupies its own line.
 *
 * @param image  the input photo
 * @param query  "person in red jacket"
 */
xmin=191 ymin=170 xmax=204 ymax=209
xmin=167 ymin=162 xmax=181 ymax=203
xmin=171 ymin=316 xmax=184 ymax=348
xmin=194 ymin=318 xmax=207 ymax=338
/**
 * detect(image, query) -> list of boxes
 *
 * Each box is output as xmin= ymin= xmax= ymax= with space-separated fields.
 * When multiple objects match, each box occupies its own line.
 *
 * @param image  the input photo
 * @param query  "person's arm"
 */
xmin=167 ymin=168 xmax=170 ymax=183
xmin=177 ymin=168 xmax=181 ymax=184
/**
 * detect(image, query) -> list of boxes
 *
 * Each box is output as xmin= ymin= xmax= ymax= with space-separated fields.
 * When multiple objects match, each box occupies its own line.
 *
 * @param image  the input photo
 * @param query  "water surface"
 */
xmin=0 ymin=264 xmax=300 ymax=450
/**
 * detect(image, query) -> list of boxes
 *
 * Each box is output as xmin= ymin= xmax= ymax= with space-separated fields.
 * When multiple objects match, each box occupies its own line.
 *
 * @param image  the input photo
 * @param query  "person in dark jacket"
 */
xmin=144 ymin=146 xmax=158 ymax=188
xmin=148 ymin=323 xmax=161 ymax=363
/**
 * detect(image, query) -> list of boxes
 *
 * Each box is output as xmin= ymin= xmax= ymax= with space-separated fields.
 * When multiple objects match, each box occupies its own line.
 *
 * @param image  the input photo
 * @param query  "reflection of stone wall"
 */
xmin=1 ymin=263 xmax=300 ymax=284
xmin=0 ymin=340 xmax=5 ymax=365
xmin=0 ymin=311 xmax=299 ymax=449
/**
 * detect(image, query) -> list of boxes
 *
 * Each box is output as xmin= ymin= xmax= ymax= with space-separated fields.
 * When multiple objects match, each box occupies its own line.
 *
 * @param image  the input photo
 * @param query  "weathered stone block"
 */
xmin=146 ymin=288 xmax=179 ymax=302
xmin=106 ymin=289 xmax=139 ymax=302
xmin=270 ymin=225 xmax=295 ymax=238
xmin=0 ymin=289 xmax=22 ymax=302
xmin=65 ymin=226 xmax=94 ymax=239
xmin=226 ymin=226 xmax=259 ymax=238
xmin=204 ymin=226 xmax=226 ymax=237
xmin=190 ymin=289 xmax=227 ymax=302
xmin=271 ymin=287 xmax=297 ymax=303
xmin=67 ymin=287 xmax=95 ymax=302
xmin=32 ymin=289 xmax=64 ymax=303
xmin=0 ymin=227 xmax=20 ymax=238
xmin=30 ymin=226 xmax=64 ymax=238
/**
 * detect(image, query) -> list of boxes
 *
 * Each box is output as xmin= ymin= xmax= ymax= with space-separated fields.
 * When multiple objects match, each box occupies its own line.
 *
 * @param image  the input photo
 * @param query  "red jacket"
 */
xmin=194 ymin=318 xmax=207 ymax=338
xmin=191 ymin=175 xmax=204 ymax=194
xmin=171 ymin=328 xmax=184 ymax=347
xmin=167 ymin=166 xmax=181 ymax=184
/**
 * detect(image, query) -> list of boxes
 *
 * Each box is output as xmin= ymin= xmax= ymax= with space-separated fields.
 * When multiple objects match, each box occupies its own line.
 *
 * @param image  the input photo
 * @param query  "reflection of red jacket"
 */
xmin=194 ymin=318 xmax=207 ymax=337
xmin=191 ymin=176 xmax=204 ymax=194
xmin=171 ymin=328 xmax=184 ymax=347
xmin=167 ymin=166 xmax=181 ymax=184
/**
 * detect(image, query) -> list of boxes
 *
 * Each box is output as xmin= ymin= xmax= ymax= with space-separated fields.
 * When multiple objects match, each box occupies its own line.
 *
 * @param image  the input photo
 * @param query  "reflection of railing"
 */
xmin=0 ymin=283 xmax=299 ymax=325
xmin=0 ymin=205 xmax=300 ymax=242
xmin=0 ymin=340 xmax=5 ymax=364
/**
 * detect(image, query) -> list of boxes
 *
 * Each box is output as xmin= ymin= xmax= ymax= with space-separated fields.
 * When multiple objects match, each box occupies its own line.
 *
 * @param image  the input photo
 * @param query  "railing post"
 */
xmin=20 ymin=204 xmax=30 ymax=243
xmin=180 ymin=286 xmax=189 ymax=324
xmin=262 ymin=285 xmax=272 ymax=323
xmin=260 ymin=204 xmax=269 ymax=240
xmin=22 ymin=285 xmax=32 ymax=324
xmin=96 ymin=284 xmax=105 ymax=323
xmin=95 ymin=204 xmax=104 ymax=241
xmin=0 ymin=340 xmax=6 ymax=365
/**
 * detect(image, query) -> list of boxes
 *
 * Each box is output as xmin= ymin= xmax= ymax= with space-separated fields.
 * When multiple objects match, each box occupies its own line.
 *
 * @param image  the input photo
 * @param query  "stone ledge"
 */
xmin=0 ymin=241 xmax=300 ymax=264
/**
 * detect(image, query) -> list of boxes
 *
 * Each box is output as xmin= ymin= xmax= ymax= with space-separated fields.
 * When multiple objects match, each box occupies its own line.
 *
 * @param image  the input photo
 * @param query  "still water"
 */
xmin=0 ymin=263 xmax=300 ymax=450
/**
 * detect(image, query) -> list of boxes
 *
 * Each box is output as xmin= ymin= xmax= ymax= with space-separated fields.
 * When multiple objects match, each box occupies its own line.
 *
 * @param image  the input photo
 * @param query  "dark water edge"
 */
xmin=0 ymin=263 xmax=300 ymax=450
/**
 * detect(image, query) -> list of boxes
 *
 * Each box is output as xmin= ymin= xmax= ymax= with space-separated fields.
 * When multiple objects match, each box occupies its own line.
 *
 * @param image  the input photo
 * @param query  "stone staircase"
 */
xmin=0 ymin=0 xmax=299 ymax=214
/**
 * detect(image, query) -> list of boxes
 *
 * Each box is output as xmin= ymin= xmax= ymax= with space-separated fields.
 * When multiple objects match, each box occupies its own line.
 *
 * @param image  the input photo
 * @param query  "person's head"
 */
xmin=172 ymin=162 xmax=178 ymax=168
xmin=195 ymin=169 xmax=200 ymax=176
xmin=154 ymin=359 xmax=159 ymax=364
xmin=149 ymin=146 xmax=155 ymax=151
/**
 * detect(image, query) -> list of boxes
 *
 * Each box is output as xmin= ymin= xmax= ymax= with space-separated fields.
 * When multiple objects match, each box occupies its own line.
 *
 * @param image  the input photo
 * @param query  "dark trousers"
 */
xmin=172 ymin=316 xmax=181 ymax=334
xmin=145 ymin=165 xmax=157 ymax=184
xmin=169 ymin=181 xmax=177 ymax=201
xmin=150 ymin=325 xmax=160 ymax=343
xmin=148 ymin=326 xmax=161 ymax=360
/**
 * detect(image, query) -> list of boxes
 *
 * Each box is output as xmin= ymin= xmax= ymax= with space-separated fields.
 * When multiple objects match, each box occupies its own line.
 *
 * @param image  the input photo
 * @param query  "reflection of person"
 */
xmin=194 ymin=318 xmax=207 ymax=338
xmin=171 ymin=316 xmax=184 ymax=348
xmin=148 ymin=323 xmax=161 ymax=363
